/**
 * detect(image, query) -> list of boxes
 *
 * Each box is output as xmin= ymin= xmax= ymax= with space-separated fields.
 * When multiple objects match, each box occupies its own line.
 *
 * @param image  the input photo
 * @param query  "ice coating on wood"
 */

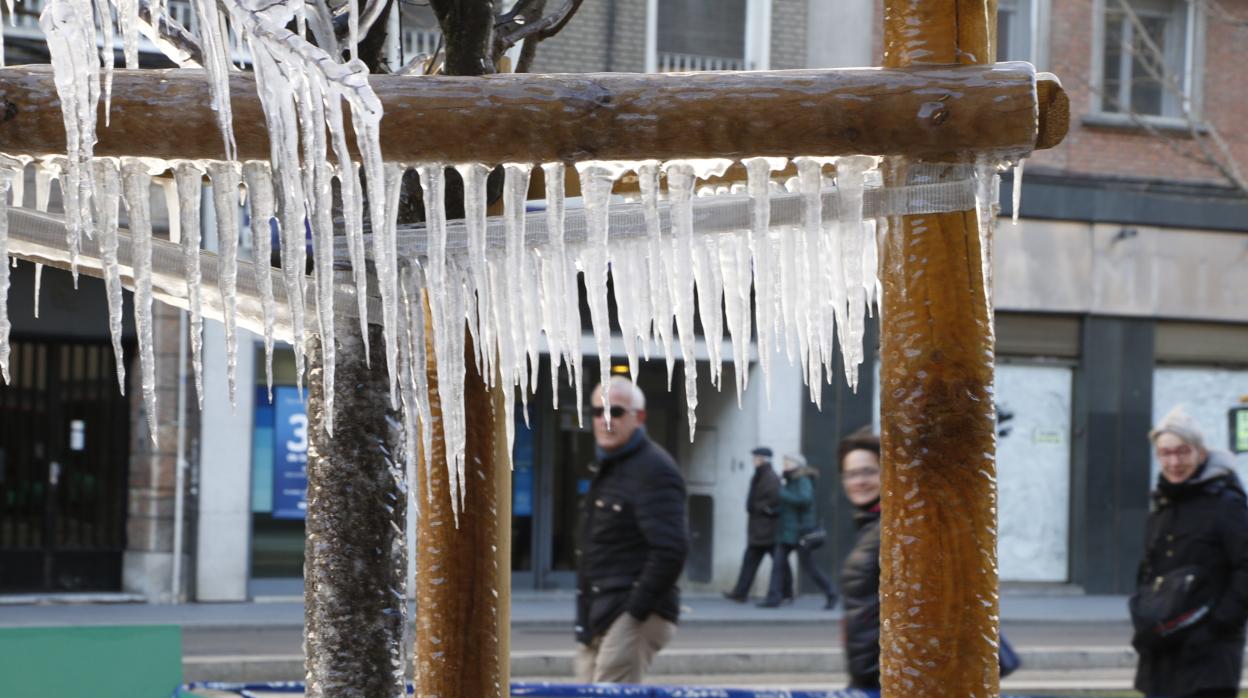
xmin=242 ymin=161 xmax=277 ymax=398
xmin=174 ymin=162 xmax=206 ymax=410
xmin=40 ymin=0 xmax=99 ymax=283
xmin=121 ymin=158 xmax=157 ymax=445
xmin=209 ymin=161 xmax=242 ymax=409
xmin=92 ymin=158 xmax=126 ymax=392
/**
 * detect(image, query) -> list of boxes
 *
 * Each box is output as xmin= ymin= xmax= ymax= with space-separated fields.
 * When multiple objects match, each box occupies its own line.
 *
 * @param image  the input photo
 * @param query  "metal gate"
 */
xmin=0 ymin=338 xmax=131 ymax=593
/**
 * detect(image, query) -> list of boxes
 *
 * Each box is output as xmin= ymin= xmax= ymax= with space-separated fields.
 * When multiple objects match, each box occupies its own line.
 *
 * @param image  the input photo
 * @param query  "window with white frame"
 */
xmin=1098 ymin=0 xmax=1194 ymax=119
xmin=649 ymin=0 xmax=769 ymax=72
xmin=997 ymin=0 xmax=1033 ymax=62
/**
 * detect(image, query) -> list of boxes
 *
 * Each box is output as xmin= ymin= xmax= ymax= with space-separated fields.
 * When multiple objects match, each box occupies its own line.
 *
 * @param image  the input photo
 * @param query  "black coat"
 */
xmin=840 ymin=503 xmax=882 ymax=690
xmin=575 ymin=429 xmax=688 ymax=645
xmin=746 ymin=464 xmax=781 ymax=547
xmin=1134 ymin=452 xmax=1248 ymax=696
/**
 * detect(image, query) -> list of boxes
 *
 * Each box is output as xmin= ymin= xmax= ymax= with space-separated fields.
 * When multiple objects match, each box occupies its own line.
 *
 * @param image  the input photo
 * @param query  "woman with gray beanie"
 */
xmin=1131 ymin=405 xmax=1248 ymax=698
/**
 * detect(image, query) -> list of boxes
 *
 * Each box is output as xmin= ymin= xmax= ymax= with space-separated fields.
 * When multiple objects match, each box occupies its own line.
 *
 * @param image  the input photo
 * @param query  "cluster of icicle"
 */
xmin=0 ymin=0 xmax=1016 ymax=524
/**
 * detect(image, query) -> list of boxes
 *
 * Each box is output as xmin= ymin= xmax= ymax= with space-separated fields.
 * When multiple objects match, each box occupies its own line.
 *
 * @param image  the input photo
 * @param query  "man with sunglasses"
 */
xmin=574 ymin=377 xmax=688 ymax=684
xmin=1131 ymin=405 xmax=1248 ymax=698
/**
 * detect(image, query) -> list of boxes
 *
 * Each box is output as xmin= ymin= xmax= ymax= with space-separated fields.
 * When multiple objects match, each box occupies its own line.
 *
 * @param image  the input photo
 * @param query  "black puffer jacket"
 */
xmin=575 ymin=427 xmax=688 ymax=645
xmin=840 ymin=501 xmax=882 ymax=690
xmin=746 ymin=464 xmax=781 ymax=547
xmin=1134 ymin=452 xmax=1248 ymax=696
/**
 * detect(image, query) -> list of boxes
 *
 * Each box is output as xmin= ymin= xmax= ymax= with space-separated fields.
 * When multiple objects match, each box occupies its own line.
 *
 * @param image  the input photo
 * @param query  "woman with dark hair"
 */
xmin=837 ymin=428 xmax=883 ymax=690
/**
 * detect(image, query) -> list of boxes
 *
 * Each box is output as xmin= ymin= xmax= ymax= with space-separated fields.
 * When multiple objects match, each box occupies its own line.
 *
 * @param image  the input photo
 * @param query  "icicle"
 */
xmin=31 ymin=264 xmax=41 ymax=318
xmin=664 ymin=161 xmax=700 ymax=436
xmin=457 ymin=163 xmax=492 ymax=382
xmin=208 ymin=162 xmax=242 ymax=410
xmin=121 ymin=159 xmax=158 ymax=446
xmin=8 ymin=162 xmax=23 ymax=209
xmin=504 ymin=163 xmax=536 ymax=434
xmin=404 ymin=268 xmax=434 ymax=505
xmin=40 ymin=0 xmax=99 ymax=283
xmin=635 ymin=161 xmax=675 ymax=390
xmin=539 ymin=162 xmax=577 ymax=417
xmin=974 ymin=156 xmax=999 ymax=311
xmin=417 ymin=164 xmax=463 ymax=522
xmin=347 ymin=0 xmax=359 ymax=61
xmin=0 ymin=170 xmax=11 ymax=384
xmin=115 ymin=0 xmax=139 ymax=68
xmin=92 ymin=158 xmax=126 ymax=393
xmin=175 ymin=162 xmax=206 ymax=410
xmin=744 ymin=157 xmax=784 ymax=405
xmin=192 ymin=0 xmax=237 ymax=160
xmin=575 ymin=162 xmax=627 ymax=421
xmin=1012 ymin=158 xmax=1025 ymax=225
xmin=719 ymin=229 xmax=751 ymax=406
xmin=323 ymin=91 xmax=369 ymax=359
xmin=242 ymin=162 xmax=277 ymax=398
xmin=693 ymin=231 xmax=724 ymax=390
xmin=835 ymin=156 xmax=875 ymax=390
xmin=793 ymin=157 xmax=828 ymax=401
xmin=380 ymin=161 xmax=406 ymax=406
xmin=85 ymin=0 xmax=114 ymax=124
xmin=863 ymin=218 xmax=881 ymax=314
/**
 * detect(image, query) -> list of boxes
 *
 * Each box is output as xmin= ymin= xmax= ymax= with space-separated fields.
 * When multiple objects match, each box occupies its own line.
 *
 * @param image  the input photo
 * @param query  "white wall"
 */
xmin=805 ymin=0 xmax=874 ymax=68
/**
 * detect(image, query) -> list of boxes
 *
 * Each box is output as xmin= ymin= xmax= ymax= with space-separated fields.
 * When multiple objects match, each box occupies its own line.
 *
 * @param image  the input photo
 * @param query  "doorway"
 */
xmin=0 ymin=338 xmax=131 ymax=592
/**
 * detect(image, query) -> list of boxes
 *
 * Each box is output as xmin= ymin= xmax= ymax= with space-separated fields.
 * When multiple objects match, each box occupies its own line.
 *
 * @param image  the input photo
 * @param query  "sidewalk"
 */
xmin=0 ymin=590 xmax=1139 ymax=687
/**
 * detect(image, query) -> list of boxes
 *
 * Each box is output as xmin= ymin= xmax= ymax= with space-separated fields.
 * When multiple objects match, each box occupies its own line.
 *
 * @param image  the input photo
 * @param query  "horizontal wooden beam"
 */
xmin=0 ymin=62 xmax=1064 ymax=163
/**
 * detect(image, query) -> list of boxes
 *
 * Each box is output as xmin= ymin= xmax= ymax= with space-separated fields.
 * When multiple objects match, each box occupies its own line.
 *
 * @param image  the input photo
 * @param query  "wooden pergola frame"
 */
xmin=0 ymin=2 xmax=1065 ymax=695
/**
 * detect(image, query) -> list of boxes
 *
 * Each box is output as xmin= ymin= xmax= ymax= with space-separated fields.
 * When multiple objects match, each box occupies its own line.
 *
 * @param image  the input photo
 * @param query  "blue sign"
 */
xmin=271 ymin=386 xmax=309 ymax=520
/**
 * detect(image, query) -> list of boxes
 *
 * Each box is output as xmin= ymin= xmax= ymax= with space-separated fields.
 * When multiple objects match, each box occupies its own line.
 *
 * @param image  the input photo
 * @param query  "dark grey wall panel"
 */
xmin=1070 ymin=317 xmax=1154 ymax=594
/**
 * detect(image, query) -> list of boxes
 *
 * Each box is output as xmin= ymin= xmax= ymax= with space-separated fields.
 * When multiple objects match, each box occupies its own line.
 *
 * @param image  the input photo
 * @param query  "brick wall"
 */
xmin=530 ymin=0 xmax=647 ymax=74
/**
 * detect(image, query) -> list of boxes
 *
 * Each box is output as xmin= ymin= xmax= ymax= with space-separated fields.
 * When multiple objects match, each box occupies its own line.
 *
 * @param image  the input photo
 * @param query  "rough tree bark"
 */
xmin=877 ymin=1 xmax=1001 ymax=696
xmin=304 ymin=324 xmax=407 ymax=698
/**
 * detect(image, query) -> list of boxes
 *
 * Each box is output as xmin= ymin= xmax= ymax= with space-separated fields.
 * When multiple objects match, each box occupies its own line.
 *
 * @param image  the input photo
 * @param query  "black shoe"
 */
xmin=756 ymin=599 xmax=782 ymax=608
xmin=780 ymin=596 xmax=795 ymax=606
xmin=722 ymin=591 xmax=747 ymax=603
xmin=823 ymin=594 xmax=838 ymax=610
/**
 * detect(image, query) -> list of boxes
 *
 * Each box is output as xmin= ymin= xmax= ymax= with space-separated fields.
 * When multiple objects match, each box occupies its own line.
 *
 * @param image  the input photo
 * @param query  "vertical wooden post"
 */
xmin=414 ymin=310 xmax=511 ymax=697
xmin=878 ymin=2 xmax=1000 ymax=696
xmin=304 ymin=324 xmax=407 ymax=698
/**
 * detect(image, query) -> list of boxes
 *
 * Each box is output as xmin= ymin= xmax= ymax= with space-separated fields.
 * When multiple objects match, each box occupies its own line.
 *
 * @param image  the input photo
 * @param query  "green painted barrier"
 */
xmin=0 ymin=625 xmax=183 ymax=698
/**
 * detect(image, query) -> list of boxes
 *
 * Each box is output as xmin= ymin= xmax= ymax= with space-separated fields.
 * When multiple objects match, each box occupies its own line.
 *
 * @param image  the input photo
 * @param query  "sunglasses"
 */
xmin=590 ymin=406 xmax=631 ymax=419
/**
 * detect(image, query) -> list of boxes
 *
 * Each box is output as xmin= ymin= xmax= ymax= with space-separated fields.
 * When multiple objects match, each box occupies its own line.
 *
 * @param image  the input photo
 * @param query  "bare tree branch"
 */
xmin=492 ymin=0 xmax=583 ymax=62
xmin=137 ymin=0 xmax=205 ymax=67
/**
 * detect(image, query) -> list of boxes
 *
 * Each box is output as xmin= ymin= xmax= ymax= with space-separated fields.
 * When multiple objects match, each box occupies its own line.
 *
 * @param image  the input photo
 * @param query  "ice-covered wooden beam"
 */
xmin=0 ymin=63 xmax=1066 ymax=163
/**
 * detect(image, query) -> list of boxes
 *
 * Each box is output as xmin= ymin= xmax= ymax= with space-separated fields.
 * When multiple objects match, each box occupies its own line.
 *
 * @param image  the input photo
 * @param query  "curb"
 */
xmin=183 ymin=647 xmax=1141 ymax=683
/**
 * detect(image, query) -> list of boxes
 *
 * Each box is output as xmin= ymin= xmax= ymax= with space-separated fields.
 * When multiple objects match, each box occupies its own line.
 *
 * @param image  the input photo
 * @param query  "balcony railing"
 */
xmin=401 ymin=29 xmax=441 ymax=60
xmin=657 ymin=51 xmax=750 ymax=72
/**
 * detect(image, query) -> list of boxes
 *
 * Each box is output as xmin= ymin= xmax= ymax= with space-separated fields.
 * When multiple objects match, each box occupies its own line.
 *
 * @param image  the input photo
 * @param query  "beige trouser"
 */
xmin=574 ymin=612 xmax=677 ymax=684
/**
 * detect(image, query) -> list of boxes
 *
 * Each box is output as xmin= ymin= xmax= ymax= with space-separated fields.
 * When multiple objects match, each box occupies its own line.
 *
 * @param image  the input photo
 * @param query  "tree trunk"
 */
xmin=877 ymin=1 xmax=1000 ymax=696
xmin=414 ymin=306 xmax=511 ymax=697
xmin=304 ymin=324 xmax=407 ymax=698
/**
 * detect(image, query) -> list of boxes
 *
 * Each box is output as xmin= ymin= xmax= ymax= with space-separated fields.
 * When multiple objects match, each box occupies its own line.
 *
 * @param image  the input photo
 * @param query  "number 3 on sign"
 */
xmin=287 ymin=414 xmax=309 ymax=453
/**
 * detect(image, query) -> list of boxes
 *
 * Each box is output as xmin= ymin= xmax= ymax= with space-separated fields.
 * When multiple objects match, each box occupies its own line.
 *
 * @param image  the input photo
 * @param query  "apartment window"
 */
xmin=648 ymin=0 xmax=770 ymax=72
xmin=997 ymin=0 xmax=1033 ymax=62
xmin=1099 ymin=0 xmax=1193 ymax=118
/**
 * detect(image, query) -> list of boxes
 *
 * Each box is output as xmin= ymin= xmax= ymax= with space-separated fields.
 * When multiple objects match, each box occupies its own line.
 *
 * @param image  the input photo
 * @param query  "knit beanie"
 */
xmin=1149 ymin=404 xmax=1206 ymax=450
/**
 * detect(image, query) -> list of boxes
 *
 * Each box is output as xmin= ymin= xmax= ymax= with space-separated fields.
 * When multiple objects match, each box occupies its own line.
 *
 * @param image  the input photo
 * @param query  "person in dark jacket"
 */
xmin=574 ymin=377 xmax=689 ymax=684
xmin=723 ymin=446 xmax=782 ymax=602
xmin=836 ymin=428 xmax=883 ymax=690
xmin=758 ymin=453 xmax=837 ymax=609
xmin=1132 ymin=405 xmax=1248 ymax=698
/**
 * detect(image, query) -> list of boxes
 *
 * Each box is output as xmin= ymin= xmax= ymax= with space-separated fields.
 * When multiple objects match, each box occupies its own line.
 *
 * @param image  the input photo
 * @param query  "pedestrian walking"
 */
xmin=837 ymin=428 xmax=883 ymax=690
xmin=1130 ymin=405 xmax=1248 ymax=698
xmin=757 ymin=453 xmax=837 ymax=609
xmin=723 ymin=446 xmax=782 ymax=603
xmin=574 ymin=377 xmax=689 ymax=684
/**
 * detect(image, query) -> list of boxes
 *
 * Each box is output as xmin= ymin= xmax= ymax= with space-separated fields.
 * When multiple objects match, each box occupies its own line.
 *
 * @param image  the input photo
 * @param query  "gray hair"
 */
xmin=594 ymin=376 xmax=646 ymax=410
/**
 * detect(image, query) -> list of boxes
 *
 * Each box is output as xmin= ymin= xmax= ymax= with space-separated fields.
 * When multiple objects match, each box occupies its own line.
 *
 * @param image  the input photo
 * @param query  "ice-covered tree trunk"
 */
xmin=304 ymin=324 xmax=407 ymax=698
xmin=877 ymin=1 xmax=1000 ymax=696
xmin=414 ymin=308 xmax=511 ymax=697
